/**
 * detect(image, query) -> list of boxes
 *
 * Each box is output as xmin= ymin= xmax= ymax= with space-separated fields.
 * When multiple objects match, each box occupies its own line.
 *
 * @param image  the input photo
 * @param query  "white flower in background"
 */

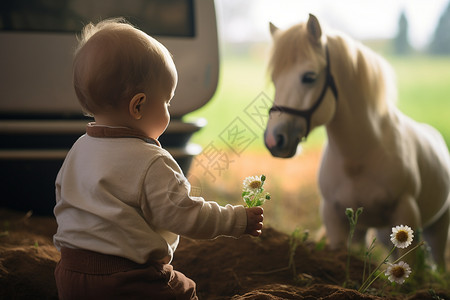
xmin=390 ymin=225 xmax=414 ymax=249
xmin=359 ymin=224 xmax=422 ymax=293
xmin=385 ymin=261 xmax=412 ymax=284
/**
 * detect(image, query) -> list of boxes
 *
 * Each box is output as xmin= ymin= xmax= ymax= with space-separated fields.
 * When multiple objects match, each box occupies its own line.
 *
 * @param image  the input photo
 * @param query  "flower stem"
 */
xmin=344 ymin=230 xmax=353 ymax=287
xmin=343 ymin=207 xmax=363 ymax=288
xmin=359 ymin=246 xmax=396 ymax=293
xmin=361 ymin=271 xmax=383 ymax=293
xmin=392 ymin=241 xmax=425 ymax=264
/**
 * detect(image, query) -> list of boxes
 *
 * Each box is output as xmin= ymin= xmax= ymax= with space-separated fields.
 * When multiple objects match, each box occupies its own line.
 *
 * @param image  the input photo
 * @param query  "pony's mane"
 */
xmin=268 ymin=22 xmax=397 ymax=115
xmin=327 ymin=30 xmax=398 ymax=114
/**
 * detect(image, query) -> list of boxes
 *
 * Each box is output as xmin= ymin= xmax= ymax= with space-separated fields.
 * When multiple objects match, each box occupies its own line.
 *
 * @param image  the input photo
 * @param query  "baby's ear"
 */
xmin=129 ymin=93 xmax=146 ymax=120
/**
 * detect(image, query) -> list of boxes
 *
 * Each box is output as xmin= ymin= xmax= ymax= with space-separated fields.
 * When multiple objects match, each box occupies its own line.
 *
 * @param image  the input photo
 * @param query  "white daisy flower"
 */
xmin=243 ymin=175 xmax=263 ymax=192
xmin=242 ymin=175 xmax=270 ymax=207
xmin=385 ymin=261 xmax=412 ymax=284
xmin=390 ymin=225 xmax=414 ymax=248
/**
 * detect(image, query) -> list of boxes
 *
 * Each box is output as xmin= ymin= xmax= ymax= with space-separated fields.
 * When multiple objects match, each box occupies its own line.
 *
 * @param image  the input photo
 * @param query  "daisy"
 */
xmin=385 ymin=261 xmax=412 ymax=284
xmin=242 ymin=175 xmax=270 ymax=207
xmin=243 ymin=175 xmax=264 ymax=192
xmin=390 ymin=225 xmax=414 ymax=248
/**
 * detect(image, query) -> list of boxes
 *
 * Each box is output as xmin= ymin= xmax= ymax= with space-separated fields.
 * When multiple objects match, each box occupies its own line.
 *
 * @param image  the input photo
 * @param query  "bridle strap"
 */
xmin=269 ymin=45 xmax=338 ymax=140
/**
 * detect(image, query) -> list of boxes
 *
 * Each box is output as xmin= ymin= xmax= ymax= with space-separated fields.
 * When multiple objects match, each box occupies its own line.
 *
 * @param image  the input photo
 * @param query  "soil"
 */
xmin=1 ymin=209 xmax=449 ymax=300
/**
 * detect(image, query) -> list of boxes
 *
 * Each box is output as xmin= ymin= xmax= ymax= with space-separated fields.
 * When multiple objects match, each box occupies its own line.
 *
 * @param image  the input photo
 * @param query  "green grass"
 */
xmin=184 ymin=52 xmax=273 ymax=152
xmin=184 ymin=49 xmax=450 ymax=151
xmin=389 ymin=55 xmax=450 ymax=147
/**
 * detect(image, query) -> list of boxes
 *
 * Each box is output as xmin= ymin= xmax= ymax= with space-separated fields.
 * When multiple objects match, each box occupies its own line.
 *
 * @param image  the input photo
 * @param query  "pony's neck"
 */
xmin=325 ymin=34 xmax=397 ymax=159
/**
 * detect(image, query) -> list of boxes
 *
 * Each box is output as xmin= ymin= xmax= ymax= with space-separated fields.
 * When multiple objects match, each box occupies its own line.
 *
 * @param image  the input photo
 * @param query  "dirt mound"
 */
xmin=173 ymin=228 xmax=364 ymax=299
xmin=0 ymin=209 xmax=449 ymax=299
xmin=0 ymin=210 xmax=59 ymax=299
xmin=173 ymin=228 xmax=449 ymax=300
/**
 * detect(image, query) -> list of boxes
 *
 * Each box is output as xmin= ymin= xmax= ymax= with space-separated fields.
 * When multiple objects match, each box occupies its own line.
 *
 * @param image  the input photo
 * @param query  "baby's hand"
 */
xmin=245 ymin=207 xmax=264 ymax=237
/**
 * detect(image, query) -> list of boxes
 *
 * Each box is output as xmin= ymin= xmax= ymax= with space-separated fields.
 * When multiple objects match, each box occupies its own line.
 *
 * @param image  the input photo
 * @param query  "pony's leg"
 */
xmin=351 ymin=227 xmax=369 ymax=253
xmin=353 ymin=227 xmax=368 ymax=245
xmin=321 ymin=201 xmax=349 ymax=249
xmin=376 ymin=227 xmax=391 ymax=249
xmin=391 ymin=194 xmax=422 ymax=265
xmin=423 ymin=207 xmax=449 ymax=272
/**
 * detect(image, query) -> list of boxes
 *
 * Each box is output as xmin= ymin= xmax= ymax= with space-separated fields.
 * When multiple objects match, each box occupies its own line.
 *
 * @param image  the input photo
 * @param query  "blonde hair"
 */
xmin=73 ymin=18 xmax=176 ymax=116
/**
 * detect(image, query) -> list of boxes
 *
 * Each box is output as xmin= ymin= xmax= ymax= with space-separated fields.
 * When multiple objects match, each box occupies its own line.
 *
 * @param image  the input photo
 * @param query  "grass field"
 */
xmin=184 ymin=46 xmax=450 ymax=152
xmin=392 ymin=55 xmax=450 ymax=145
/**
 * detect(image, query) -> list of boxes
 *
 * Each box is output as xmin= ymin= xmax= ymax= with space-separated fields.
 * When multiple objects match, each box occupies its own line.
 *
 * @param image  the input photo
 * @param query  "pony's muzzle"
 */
xmin=264 ymin=123 xmax=302 ymax=158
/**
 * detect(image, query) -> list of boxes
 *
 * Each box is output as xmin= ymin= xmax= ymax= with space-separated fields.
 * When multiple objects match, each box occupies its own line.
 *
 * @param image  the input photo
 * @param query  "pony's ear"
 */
xmin=307 ymin=14 xmax=322 ymax=44
xmin=269 ymin=22 xmax=279 ymax=37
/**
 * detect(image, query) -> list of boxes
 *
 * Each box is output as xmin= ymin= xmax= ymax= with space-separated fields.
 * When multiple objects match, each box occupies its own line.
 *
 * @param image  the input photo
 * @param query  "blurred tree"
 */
xmin=394 ymin=10 xmax=411 ymax=55
xmin=429 ymin=1 xmax=450 ymax=55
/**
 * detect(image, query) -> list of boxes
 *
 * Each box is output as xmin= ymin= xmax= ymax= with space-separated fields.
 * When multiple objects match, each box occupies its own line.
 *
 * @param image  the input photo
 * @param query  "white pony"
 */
xmin=265 ymin=14 xmax=450 ymax=270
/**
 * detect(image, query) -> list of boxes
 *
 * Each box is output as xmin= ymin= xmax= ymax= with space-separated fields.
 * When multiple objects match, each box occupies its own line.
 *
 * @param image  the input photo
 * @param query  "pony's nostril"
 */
xmin=276 ymin=134 xmax=285 ymax=148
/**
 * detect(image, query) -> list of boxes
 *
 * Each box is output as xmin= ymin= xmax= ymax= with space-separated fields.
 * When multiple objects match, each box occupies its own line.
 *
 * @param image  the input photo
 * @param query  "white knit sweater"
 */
xmin=53 ymin=124 xmax=247 ymax=264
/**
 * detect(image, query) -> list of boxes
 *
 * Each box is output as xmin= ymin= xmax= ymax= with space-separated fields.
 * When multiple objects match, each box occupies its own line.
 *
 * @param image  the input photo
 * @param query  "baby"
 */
xmin=53 ymin=18 xmax=264 ymax=300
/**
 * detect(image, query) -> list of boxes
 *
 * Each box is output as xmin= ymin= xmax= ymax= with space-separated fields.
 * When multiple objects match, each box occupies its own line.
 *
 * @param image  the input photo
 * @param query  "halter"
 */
xmin=269 ymin=45 xmax=338 ymax=140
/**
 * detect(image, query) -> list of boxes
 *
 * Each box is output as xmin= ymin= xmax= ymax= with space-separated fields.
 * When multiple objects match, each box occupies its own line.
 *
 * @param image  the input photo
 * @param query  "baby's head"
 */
xmin=73 ymin=18 xmax=177 ymax=137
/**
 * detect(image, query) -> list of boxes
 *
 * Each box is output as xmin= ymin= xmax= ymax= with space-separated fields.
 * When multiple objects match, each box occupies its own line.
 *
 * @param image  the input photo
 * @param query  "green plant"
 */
xmin=315 ymin=236 xmax=326 ymax=251
xmin=344 ymin=207 xmax=363 ymax=287
xmin=363 ymin=237 xmax=377 ymax=284
xmin=0 ymin=221 xmax=10 ymax=237
xmin=288 ymin=228 xmax=309 ymax=280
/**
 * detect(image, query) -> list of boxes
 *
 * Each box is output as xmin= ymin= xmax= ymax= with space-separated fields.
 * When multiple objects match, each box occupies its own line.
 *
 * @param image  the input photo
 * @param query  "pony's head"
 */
xmin=265 ymin=14 xmax=338 ymax=158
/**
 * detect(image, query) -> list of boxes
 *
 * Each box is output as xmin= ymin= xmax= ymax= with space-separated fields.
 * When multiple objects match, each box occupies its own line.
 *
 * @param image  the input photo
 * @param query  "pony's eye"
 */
xmin=301 ymin=72 xmax=316 ymax=84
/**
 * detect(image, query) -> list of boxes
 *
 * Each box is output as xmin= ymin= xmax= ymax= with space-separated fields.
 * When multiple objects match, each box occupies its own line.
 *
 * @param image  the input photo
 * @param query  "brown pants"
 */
xmin=55 ymin=247 xmax=197 ymax=300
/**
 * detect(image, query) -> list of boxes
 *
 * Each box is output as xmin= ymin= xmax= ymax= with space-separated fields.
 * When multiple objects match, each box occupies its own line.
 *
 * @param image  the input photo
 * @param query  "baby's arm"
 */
xmin=245 ymin=207 xmax=264 ymax=237
xmin=143 ymin=154 xmax=265 ymax=239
